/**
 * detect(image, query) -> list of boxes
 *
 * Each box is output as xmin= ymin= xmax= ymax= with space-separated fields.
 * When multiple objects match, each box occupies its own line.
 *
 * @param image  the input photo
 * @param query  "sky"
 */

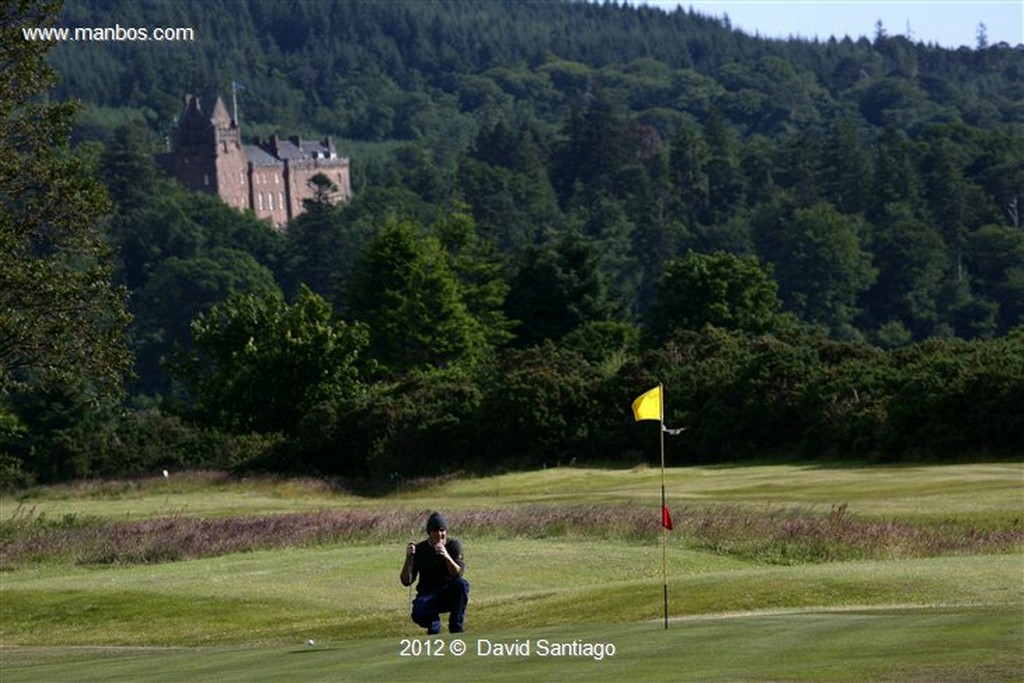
xmin=634 ymin=1 xmax=1024 ymax=49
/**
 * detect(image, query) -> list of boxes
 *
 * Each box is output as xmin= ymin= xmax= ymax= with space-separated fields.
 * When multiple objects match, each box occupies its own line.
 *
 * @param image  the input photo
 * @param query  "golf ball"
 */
xmin=306 ymin=639 xmax=315 ymax=647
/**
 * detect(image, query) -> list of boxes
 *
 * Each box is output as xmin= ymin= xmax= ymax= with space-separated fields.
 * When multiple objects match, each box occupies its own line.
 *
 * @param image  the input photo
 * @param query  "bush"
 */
xmin=477 ymin=343 xmax=604 ymax=466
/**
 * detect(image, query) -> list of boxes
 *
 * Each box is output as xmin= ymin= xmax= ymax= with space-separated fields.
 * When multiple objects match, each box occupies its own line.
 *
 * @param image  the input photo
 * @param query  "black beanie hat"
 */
xmin=426 ymin=511 xmax=448 ymax=531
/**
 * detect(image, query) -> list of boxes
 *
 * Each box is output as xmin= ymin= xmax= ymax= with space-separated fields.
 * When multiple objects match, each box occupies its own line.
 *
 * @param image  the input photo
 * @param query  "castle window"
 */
xmin=268 ymin=192 xmax=274 ymax=210
xmin=203 ymin=173 xmax=209 ymax=186
xmin=257 ymin=192 xmax=263 ymax=211
xmin=279 ymin=192 xmax=285 ymax=211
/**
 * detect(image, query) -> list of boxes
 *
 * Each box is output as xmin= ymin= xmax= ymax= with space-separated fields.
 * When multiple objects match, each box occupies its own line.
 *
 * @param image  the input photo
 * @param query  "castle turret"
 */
xmin=165 ymin=94 xmax=248 ymax=210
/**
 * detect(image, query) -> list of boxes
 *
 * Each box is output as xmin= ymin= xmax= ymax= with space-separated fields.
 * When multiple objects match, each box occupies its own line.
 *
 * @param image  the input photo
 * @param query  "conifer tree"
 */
xmin=0 ymin=0 xmax=130 ymax=398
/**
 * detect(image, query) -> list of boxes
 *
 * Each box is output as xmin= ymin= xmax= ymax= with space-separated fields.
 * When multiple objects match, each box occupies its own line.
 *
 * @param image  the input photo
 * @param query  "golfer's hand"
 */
xmin=406 ymin=542 xmax=416 ymax=557
xmin=434 ymin=543 xmax=449 ymax=559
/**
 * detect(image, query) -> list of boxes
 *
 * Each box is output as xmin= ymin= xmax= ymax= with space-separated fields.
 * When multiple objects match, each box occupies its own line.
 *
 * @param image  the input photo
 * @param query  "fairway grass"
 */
xmin=6 ymin=463 xmax=1022 ymax=522
xmin=1 ymin=464 xmax=1021 ymax=681
xmin=2 ymin=607 xmax=1020 ymax=682
xmin=2 ymin=543 xmax=1020 ymax=645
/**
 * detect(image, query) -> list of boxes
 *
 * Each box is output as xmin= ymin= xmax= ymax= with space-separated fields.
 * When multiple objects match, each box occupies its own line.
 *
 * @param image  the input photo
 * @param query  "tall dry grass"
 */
xmin=2 ymin=503 xmax=1020 ymax=569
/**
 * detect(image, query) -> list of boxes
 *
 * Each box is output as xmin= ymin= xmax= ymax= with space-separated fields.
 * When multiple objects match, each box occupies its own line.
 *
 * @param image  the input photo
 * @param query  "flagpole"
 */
xmin=659 ymin=382 xmax=668 ymax=629
xmin=630 ymin=384 xmax=671 ymax=630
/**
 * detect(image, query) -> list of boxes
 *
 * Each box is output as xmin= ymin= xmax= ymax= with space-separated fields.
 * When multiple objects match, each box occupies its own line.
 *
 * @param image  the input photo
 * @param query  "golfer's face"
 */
xmin=429 ymin=527 xmax=446 ymax=545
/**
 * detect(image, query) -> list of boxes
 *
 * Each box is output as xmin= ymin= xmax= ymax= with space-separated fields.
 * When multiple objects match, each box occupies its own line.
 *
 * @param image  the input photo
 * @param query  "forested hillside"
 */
xmin=2 ymin=0 xmax=1022 ymax=487
xmin=51 ymin=0 xmax=1024 ymax=139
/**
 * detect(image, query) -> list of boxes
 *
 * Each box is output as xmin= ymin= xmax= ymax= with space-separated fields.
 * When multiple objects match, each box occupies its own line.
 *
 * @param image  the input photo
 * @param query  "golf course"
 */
xmin=1 ymin=463 xmax=1021 ymax=681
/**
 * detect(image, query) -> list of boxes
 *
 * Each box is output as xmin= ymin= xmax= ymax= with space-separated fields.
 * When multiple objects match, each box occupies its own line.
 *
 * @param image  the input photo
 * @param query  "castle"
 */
xmin=159 ymin=94 xmax=351 ymax=227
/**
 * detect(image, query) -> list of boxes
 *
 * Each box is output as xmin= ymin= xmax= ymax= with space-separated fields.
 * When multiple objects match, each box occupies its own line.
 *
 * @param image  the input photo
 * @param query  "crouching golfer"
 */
xmin=400 ymin=511 xmax=469 ymax=634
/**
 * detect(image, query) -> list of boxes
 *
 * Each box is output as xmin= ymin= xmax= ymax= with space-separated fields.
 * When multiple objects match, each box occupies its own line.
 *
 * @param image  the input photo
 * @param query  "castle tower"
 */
xmin=166 ymin=94 xmax=249 ymax=211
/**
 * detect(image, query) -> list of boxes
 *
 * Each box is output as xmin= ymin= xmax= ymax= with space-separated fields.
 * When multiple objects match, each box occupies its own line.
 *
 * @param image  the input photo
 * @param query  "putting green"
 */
xmin=2 ymin=606 xmax=1020 ymax=682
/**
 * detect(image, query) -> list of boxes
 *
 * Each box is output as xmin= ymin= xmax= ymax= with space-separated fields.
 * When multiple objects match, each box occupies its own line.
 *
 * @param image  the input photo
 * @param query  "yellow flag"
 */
xmin=632 ymin=385 xmax=662 ymax=422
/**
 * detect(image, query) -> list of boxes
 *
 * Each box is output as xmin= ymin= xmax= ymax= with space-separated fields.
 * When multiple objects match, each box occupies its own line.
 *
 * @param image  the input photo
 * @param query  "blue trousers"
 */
xmin=411 ymin=577 xmax=470 ymax=634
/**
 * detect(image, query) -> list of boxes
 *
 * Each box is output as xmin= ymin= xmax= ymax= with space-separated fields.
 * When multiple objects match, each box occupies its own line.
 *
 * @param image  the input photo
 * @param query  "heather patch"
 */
xmin=682 ymin=503 xmax=1023 ymax=564
xmin=2 ymin=503 xmax=1019 ymax=569
xmin=11 ymin=470 xmax=340 ymax=501
xmin=1 ymin=507 xmax=414 ymax=567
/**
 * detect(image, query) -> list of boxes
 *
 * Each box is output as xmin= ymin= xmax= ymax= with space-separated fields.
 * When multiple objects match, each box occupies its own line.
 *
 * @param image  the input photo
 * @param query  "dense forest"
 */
xmin=2 ymin=0 xmax=1022 ymax=488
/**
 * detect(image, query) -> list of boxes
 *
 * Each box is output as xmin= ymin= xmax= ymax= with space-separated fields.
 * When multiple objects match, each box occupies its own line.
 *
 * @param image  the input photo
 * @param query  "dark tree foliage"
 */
xmin=1 ymin=0 xmax=131 ymax=399
xmin=644 ymin=250 xmax=782 ymax=345
xmin=505 ymin=229 xmax=619 ymax=347
xmin=9 ymin=0 xmax=1024 ymax=484
xmin=346 ymin=219 xmax=495 ymax=375
xmin=169 ymin=286 xmax=367 ymax=436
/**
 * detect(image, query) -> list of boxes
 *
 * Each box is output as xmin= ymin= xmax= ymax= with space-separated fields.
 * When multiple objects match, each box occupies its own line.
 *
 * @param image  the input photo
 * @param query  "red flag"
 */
xmin=661 ymin=504 xmax=673 ymax=531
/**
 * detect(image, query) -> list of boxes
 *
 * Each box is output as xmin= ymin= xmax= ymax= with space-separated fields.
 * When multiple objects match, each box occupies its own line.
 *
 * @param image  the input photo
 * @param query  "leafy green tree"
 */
xmin=458 ymin=122 xmax=561 ymax=257
xmin=280 ymin=187 xmax=353 ymax=305
xmin=95 ymin=122 xmax=287 ymax=398
xmin=668 ymin=120 xmax=710 ymax=230
xmin=938 ymin=277 xmax=999 ymax=340
xmin=822 ymin=118 xmax=874 ymax=215
xmin=861 ymin=203 xmax=950 ymax=339
xmin=0 ymin=403 xmax=27 ymax=489
xmin=643 ymin=250 xmax=781 ymax=345
xmin=777 ymin=128 xmax=825 ymax=207
xmin=552 ymin=89 xmax=631 ymax=206
xmin=97 ymin=122 xmax=209 ymax=290
xmin=920 ymin=132 xmax=975 ymax=275
xmin=505 ymin=229 xmax=618 ymax=346
xmin=855 ymin=76 xmax=931 ymax=129
xmin=701 ymin=107 xmax=744 ymax=226
xmin=560 ymin=320 xmax=639 ymax=372
xmin=966 ymin=225 xmax=1024 ymax=333
xmin=970 ymin=130 xmax=1024 ymax=229
xmin=633 ymin=325 xmax=756 ymax=460
xmin=96 ymin=122 xmax=161 ymax=213
xmin=180 ymin=192 xmax=282 ymax=274
xmin=339 ymin=367 xmax=482 ymax=477
xmin=171 ymin=286 xmax=367 ymax=435
xmin=104 ymin=186 xmax=205 ymax=291
xmin=432 ymin=202 xmax=515 ymax=350
xmin=132 ymin=248 xmax=280 ymax=395
xmin=566 ymin=193 xmax=640 ymax=317
xmin=4 ymin=383 xmax=109 ymax=482
xmin=758 ymin=202 xmax=876 ymax=336
xmin=727 ymin=331 xmax=826 ymax=453
xmin=627 ymin=147 xmax=692 ymax=313
xmin=739 ymin=134 xmax=779 ymax=207
xmin=799 ymin=337 xmax=892 ymax=454
xmin=347 ymin=219 xmax=486 ymax=374
xmin=388 ymin=144 xmax=452 ymax=204
xmin=0 ymin=0 xmax=130 ymax=398
xmin=868 ymin=128 xmax=921 ymax=220
xmin=888 ymin=335 xmax=1024 ymax=455
xmin=477 ymin=342 xmax=602 ymax=464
